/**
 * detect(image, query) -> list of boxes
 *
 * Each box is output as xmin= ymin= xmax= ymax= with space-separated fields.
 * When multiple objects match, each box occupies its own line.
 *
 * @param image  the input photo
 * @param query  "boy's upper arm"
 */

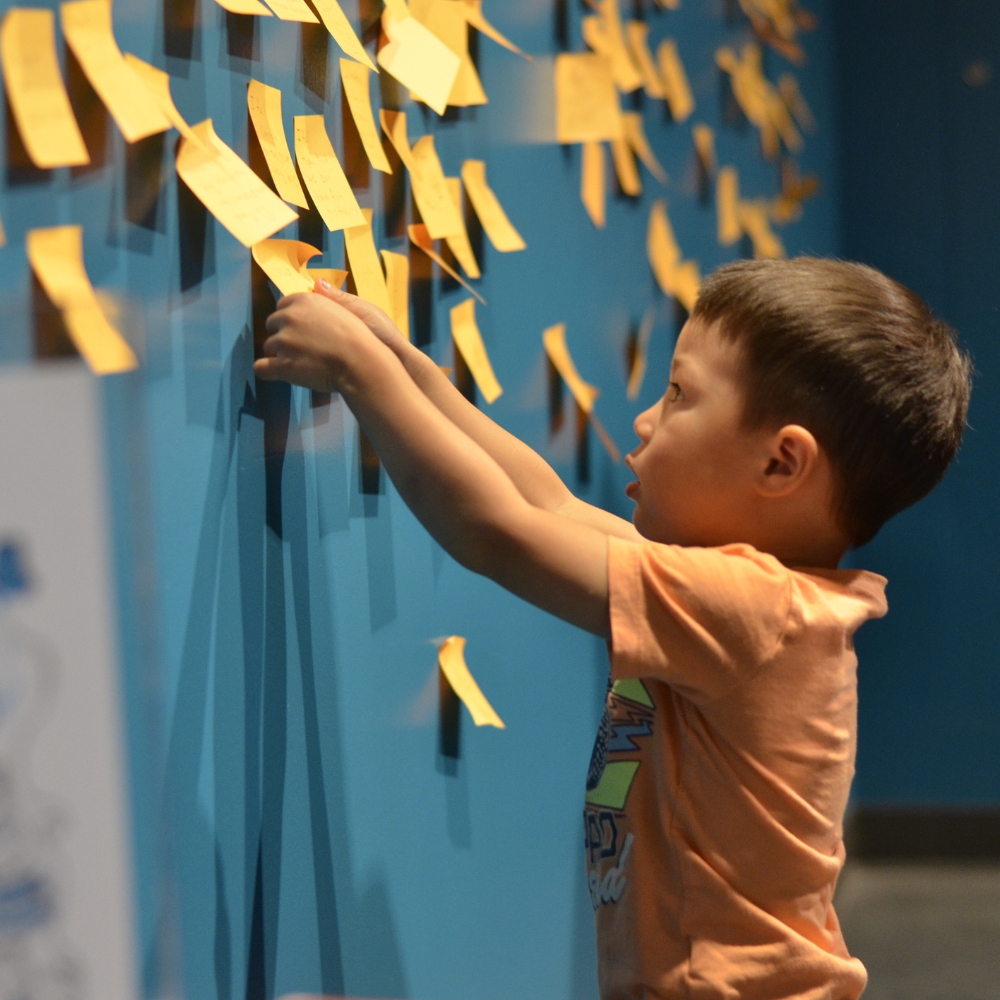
xmin=557 ymin=494 xmax=644 ymax=542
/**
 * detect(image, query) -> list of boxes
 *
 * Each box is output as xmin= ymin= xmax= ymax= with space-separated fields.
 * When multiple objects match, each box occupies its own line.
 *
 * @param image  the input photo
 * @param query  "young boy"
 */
xmin=255 ymin=258 xmax=971 ymax=999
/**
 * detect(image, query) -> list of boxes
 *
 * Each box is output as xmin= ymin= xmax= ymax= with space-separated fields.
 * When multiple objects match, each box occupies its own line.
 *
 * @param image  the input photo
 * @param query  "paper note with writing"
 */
xmin=444 ymin=177 xmax=480 ymax=279
xmin=294 ymin=115 xmax=365 ymax=231
xmin=344 ymin=209 xmax=393 ymax=314
xmin=739 ymin=200 xmax=785 ymax=259
xmin=627 ymin=306 xmax=655 ymax=401
xmin=621 ymin=112 xmax=665 ymax=183
xmin=410 ymin=135 xmax=466 ymax=238
xmin=408 ymin=224 xmax=486 ymax=304
xmin=461 ymin=0 xmax=529 ymax=60
xmin=380 ymin=250 xmax=410 ymax=340
xmin=410 ymin=0 xmax=485 ymax=107
xmin=555 ymin=53 xmax=623 ymax=144
xmin=581 ymin=141 xmax=606 ymax=228
xmin=312 ymin=0 xmax=376 ymax=69
xmin=610 ymin=138 xmax=640 ymax=196
xmin=123 ymin=55 xmax=197 ymax=141
xmin=543 ymin=323 xmax=599 ymax=414
xmin=692 ymin=123 xmax=715 ymax=174
xmin=377 ymin=10 xmax=461 ymax=115
xmin=252 ymin=239 xmax=346 ymax=296
xmin=176 ymin=119 xmax=298 ymax=247
xmin=213 ymin=0 xmax=272 ymax=14
xmin=625 ymin=21 xmax=663 ymax=99
xmin=1 ymin=9 xmax=89 ymax=168
xmin=451 ymin=299 xmax=501 ymax=403
xmin=248 ymin=82 xmax=308 ymax=208
xmin=261 ymin=0 xmax=317 ymax=22
xmin=657 ymin=39 xmax=694 ymax=122
xmin=460 ymin=160 xmax=525 ymax=252
xmin=437 ymin=636 xmax=504 ymax=728
xmin=716 ymin=166 xmax=741 ymax=245
xmin=647 ymin=199 xmax=701 ymax=312
xmin=340 ymin=60 xmax=392 ymax=173
xmin=27 ymin=226 xmax=137 ymax=375
xmin=60 ymin=0 xmax=170 ymax=143
xmin=779 ymin=73 xmax=815 ymax=132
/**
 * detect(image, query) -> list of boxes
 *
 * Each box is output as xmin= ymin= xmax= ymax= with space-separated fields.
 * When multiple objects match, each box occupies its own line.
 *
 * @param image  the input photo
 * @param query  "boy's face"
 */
xmin=626 ymin=318 xmax=770 ymax=546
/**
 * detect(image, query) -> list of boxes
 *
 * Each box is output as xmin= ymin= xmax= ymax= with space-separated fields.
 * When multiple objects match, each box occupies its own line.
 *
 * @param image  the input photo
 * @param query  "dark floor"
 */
xmin=835 ymin=864 xmax=1000 ymax=1000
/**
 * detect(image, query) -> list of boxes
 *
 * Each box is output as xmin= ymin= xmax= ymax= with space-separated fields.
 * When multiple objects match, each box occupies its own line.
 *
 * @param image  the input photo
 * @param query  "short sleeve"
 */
xmin=608 ymin=538 xmax=792 ymax=702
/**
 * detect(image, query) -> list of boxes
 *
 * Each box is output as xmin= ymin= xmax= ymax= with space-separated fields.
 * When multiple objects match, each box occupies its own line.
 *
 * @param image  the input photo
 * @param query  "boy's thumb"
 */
xmin=315 ymin=279 xmax=370 ymax=318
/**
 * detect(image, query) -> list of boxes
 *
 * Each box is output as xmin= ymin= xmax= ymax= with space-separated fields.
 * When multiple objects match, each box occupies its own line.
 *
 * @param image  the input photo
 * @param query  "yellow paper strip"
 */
xmin=60 ymin=0 xmax=171 ymax=143
xmin=410 ymin=0 xmax=486 ymax=108
xmin=312 ymin=0 xmax=376 ymax=70
xmin=626 ymin=307 xmax=654 ymax=401
xmin=380 ymin=249 xmax=410 ymax=340
xmin=669 ymin=259 xmax=701 ymax=314
xmin=340 ymin=59 xmax=392 ymax=173
xmin=251 ymin=239 xmax=348 ymax=296
xmin=460 ymin=160 xmax=525 ymax=252
xmin=26 ymin=225 xmax=137 ymax=374
xmin=444 ymin=177 xmax=480 ymax=279
xmin=176 ymin=119 xmax=299 ymax=247
xmin=555 ymin=52 xmax=623 ymax=144
xmin=461 ymin=0 xmax=530 ymax=61
xmin=581 ymin=140 xmax=606 ymax=229
xmin=248 ymin=81 xmax=308 ymax=208
xmin=610 ymin=138 xmax=641 ymax=196
xmin=692 ymin=123 xmax=716 ymax=174
xmin=377 ymin=12 xmax=461 ymax=116
xmin=262 ymin=0 xmax=317 ymax=22
xmin=716 ymin=166 xmax=741 ymax=245
xmin=621 ymin=112 xmax=666 ymax=183
xmin=589 ymin=411 xmax=621 ymax=463
xmin=543 ymin=322 xmax=599 ymax=414
xmin=625 ymin=21 xmax=663 ymax=99
xmin=437 ymin=636 xmax=504 ymax=728
xmin=739 ymin=200 xmax=786 ymax=259
xmin=213 ymin=0 xmax=272 ymax=14
xmin=408 ymin=224 xmax=486 ymax=305
xmin=657 ymin=39 xmax=694 ymax=122
xmin=647 ymin=199 xmax=701 ymax=312
xmin=123 ymin=54 xmax=197 ymax=142
xmin=596 ymin=0 xmax=642 ymax=93
xmin=294 ymin=115 xmax=366 ymax=232
xmin=411 ymin=135 xmax=466 ymax=238
xmin=1 ymin=9 xmax=89 ymax=168
xmin=383 ymin=0 xmax=410 ymax=22
xmin=451 ymin=299 xmax=501 ymax=403
xmin=344 ymin=209 xmax=393 ymax=315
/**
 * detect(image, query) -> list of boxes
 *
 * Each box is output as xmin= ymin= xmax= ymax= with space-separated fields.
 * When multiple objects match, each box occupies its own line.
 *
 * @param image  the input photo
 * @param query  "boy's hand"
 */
xmin=311 ymin=281 xmax=411 ymax=360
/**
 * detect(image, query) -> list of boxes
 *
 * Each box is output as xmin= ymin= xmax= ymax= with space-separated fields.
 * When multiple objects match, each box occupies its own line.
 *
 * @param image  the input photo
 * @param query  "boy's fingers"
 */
xmin=253 ymin=356 xmax=292 ymax=381
xmin=315 ymin=280 xmax=391 ymax=328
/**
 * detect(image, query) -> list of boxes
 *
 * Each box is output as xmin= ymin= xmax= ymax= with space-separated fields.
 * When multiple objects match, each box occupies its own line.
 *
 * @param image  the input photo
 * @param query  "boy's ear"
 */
xmin=758 ymin=424 xmax=819 ymax=497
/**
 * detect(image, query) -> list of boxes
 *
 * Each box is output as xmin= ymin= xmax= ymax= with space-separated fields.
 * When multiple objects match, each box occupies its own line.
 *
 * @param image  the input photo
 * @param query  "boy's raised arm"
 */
xmin=255 ymin=292 xmax=613 ymax=637
xmin=312 ymin=284 xmax=641 ymax=542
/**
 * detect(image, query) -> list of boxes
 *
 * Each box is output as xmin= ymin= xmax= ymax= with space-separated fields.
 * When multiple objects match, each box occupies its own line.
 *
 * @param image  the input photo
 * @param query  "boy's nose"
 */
xmin=633 ymin=400 xmax=660 ymax=441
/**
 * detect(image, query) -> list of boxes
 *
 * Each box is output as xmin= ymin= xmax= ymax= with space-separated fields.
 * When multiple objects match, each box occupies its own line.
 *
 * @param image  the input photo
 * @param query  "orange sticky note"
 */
xmin=340 ymin=59 xmax=392 ymax=174
xmin=248 ymin=81 xmax=308 ymax=208
xmin=123 ymin=55 xmax=198 ymax=142
xmin=460 ymin=160 xmax=525 ymax=252
xmin=738 ymin=200 xmax=786 ymax=259
xmin=377 ymin=10 xmax=461 ymax=116
xmin=594 ymin=0 xmax=642 ymax=93
xmin=1 ymin=9 xmax=89 ymax=168
xmin=657 ymin=39 xmax=694 ymax=122
xmin=437 ymin=636 xmax=504 ymax=728
xmin=60 ymin=0 xmax=171 ymax=143
xmin=27 ymin=225 xmax=138 ymax=375
xmin=312 ymin=0 xmax=376 ymax=70
xmin=451 ymin=299 xmax=501 ymax=404
xmin=380 ymin=249 xmax=410 ymax=340
xmin=647 ymin=199 xmax=701 ymax=312
xmin=716 ymin=166 xmax=741 ymax=245
xmin=252 ymin=239 xmax=346 ymax=296
xmin=408 ymin=224 xmax=486 ymax=304
xmin=581 ymin=141 xmax=606 ymax=229
xmin=443 ymin=178 xmax=480 ymax=279
xmin=176 ymin=119 xmax=299 ymax=247
xmin=213 ymin=0 xmax=272 ymax=13
xmin=410 ymin=134 xmax=466 ymax=239
xmin=344 ymin=209 xmax=393 ymax=315
xmin=625 ymin=20 xmax=663 ymax=99
xmin=610 ymin=137 xmax=641 ymax=196
xmin=460 ymin=0 xmax=530 ymax=60
xmin=410 ymin=0 xmax=486 ymax=108
xmin=555 ymin=53 xmax=623 ymax=144
xmin=543 ymin=322 xmax=599 ymax=414
xmin=692 ymin=123 xmax=716 ymax=174
xmin=626 ymin=306 xmax=654 ymax=401
xmin=262 ymin=0 xmax=318 ymax=22
xmin=294 ymin=115 xmax=365 ymax=232
xmin=621 ymin=112 xmax=666 ymax=183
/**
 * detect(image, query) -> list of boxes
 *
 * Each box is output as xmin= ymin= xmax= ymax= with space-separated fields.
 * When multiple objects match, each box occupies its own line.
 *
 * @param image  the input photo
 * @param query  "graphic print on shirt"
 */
xmin=583 ymin=677 xmax=655 ymax=909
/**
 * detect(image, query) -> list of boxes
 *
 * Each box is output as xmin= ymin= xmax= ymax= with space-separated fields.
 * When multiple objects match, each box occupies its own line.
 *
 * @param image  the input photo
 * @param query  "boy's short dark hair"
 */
xmin=692 ymin=257 xmax=972 ymax=547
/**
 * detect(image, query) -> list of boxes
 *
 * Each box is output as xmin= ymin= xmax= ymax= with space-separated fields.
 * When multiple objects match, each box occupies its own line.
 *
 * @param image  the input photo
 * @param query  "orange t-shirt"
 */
xmin=586 ymin=539 xmax=887 ymax=999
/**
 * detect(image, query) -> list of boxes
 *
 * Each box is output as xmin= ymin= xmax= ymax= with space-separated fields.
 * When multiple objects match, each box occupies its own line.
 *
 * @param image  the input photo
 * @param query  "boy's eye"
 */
xmin=666 ymin=381 xmax=683 ymax=402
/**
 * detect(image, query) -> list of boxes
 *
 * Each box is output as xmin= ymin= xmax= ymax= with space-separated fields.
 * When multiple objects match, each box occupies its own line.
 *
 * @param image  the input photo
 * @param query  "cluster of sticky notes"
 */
xmin=715 ymin=167 xmax=787 ymax=258
xmin=736 ymin=0 xmax=816 ymax=65
xmin=438 ymin=636 xmax=505 ymax=729
xmin=647 ymin=200 xmax=701 ymax=313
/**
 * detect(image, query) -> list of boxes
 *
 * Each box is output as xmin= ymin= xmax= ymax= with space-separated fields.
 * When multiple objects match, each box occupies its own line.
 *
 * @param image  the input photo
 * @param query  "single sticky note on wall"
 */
xmin=380 ymin=249 xmax=410 ymax=340
xmin=437 ymin=636 xmax=504 ymax=728
xmin=294 ymin=115 xmax=366 ymax=232
xmin=377 ymin=11 xmax=461 ymax=116
xmin=625 ymin=20 xmax=663 ymax=99
xmin=176 ymin=119 xmax=299 ymax=247
xmin=344 ymin=209 xmax=393 ymax=315
xmin=543 ymin=323 xmax=599 ymax=414
xmin=610 ymin=137 xmax=641 ymax=197
xmin=555 ymin=53 xmax=623 ymax=144
xmin=340 ymin=59 xmax=392 ymax=173
xmin=312 ymin=0 xmax=376 ymax=69
xmin=461 ymin=0 xmax=530 ymax=60
xmin=460 ymin=160 xmax=525 ymax=252
xmin=716 ymin=166 xmax=741 ymax=245
xmin=248 ymin=82 xmax=308 ymax=208
xmin=410 ymin=134 xmax=466 ymax=239
xmin=252 ymin=239 xmax=346 ymax=296
xmin=27 ymin=225 xmax=138 ymax=375
xmin=657 ymin=39 xmax=694 ymax=122
xmin=261 ymin=0 xmax=318 ymax=23
xmin=1 ymin=8 xmax=89 ymax=168
xmin=581 ymin=141 xmax=606 ymax=229
xmin=621 ymin=112 xmax=666 ymax=183
xmin=60 ymin=0 xmax=171 ymax=143
xmin=451 ymin=298 xmax=501 ymax=403
xmin=213 ymin=0 xmax=272 ymax=15
xmin=408 ymin=224 xmax=486 ymax=304
xmin=444 ymin=177 xmax=480 ymax=279
xmin=692 ymin=123 xmax=716 ymax=174
xmin=123 ymin=55 xmax=197 ymax=141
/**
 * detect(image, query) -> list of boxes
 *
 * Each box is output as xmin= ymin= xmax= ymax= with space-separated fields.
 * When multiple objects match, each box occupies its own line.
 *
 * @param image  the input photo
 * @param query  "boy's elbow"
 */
xmin=454 ymin=510 xmax=530 ymax=585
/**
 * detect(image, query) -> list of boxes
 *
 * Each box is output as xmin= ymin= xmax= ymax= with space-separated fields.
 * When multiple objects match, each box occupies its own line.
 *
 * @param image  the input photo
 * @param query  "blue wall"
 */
xmin=835 ymin=0 xmax=1000 ymax=804
xmin=0 ymin=0 xmax=840 ymax=996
